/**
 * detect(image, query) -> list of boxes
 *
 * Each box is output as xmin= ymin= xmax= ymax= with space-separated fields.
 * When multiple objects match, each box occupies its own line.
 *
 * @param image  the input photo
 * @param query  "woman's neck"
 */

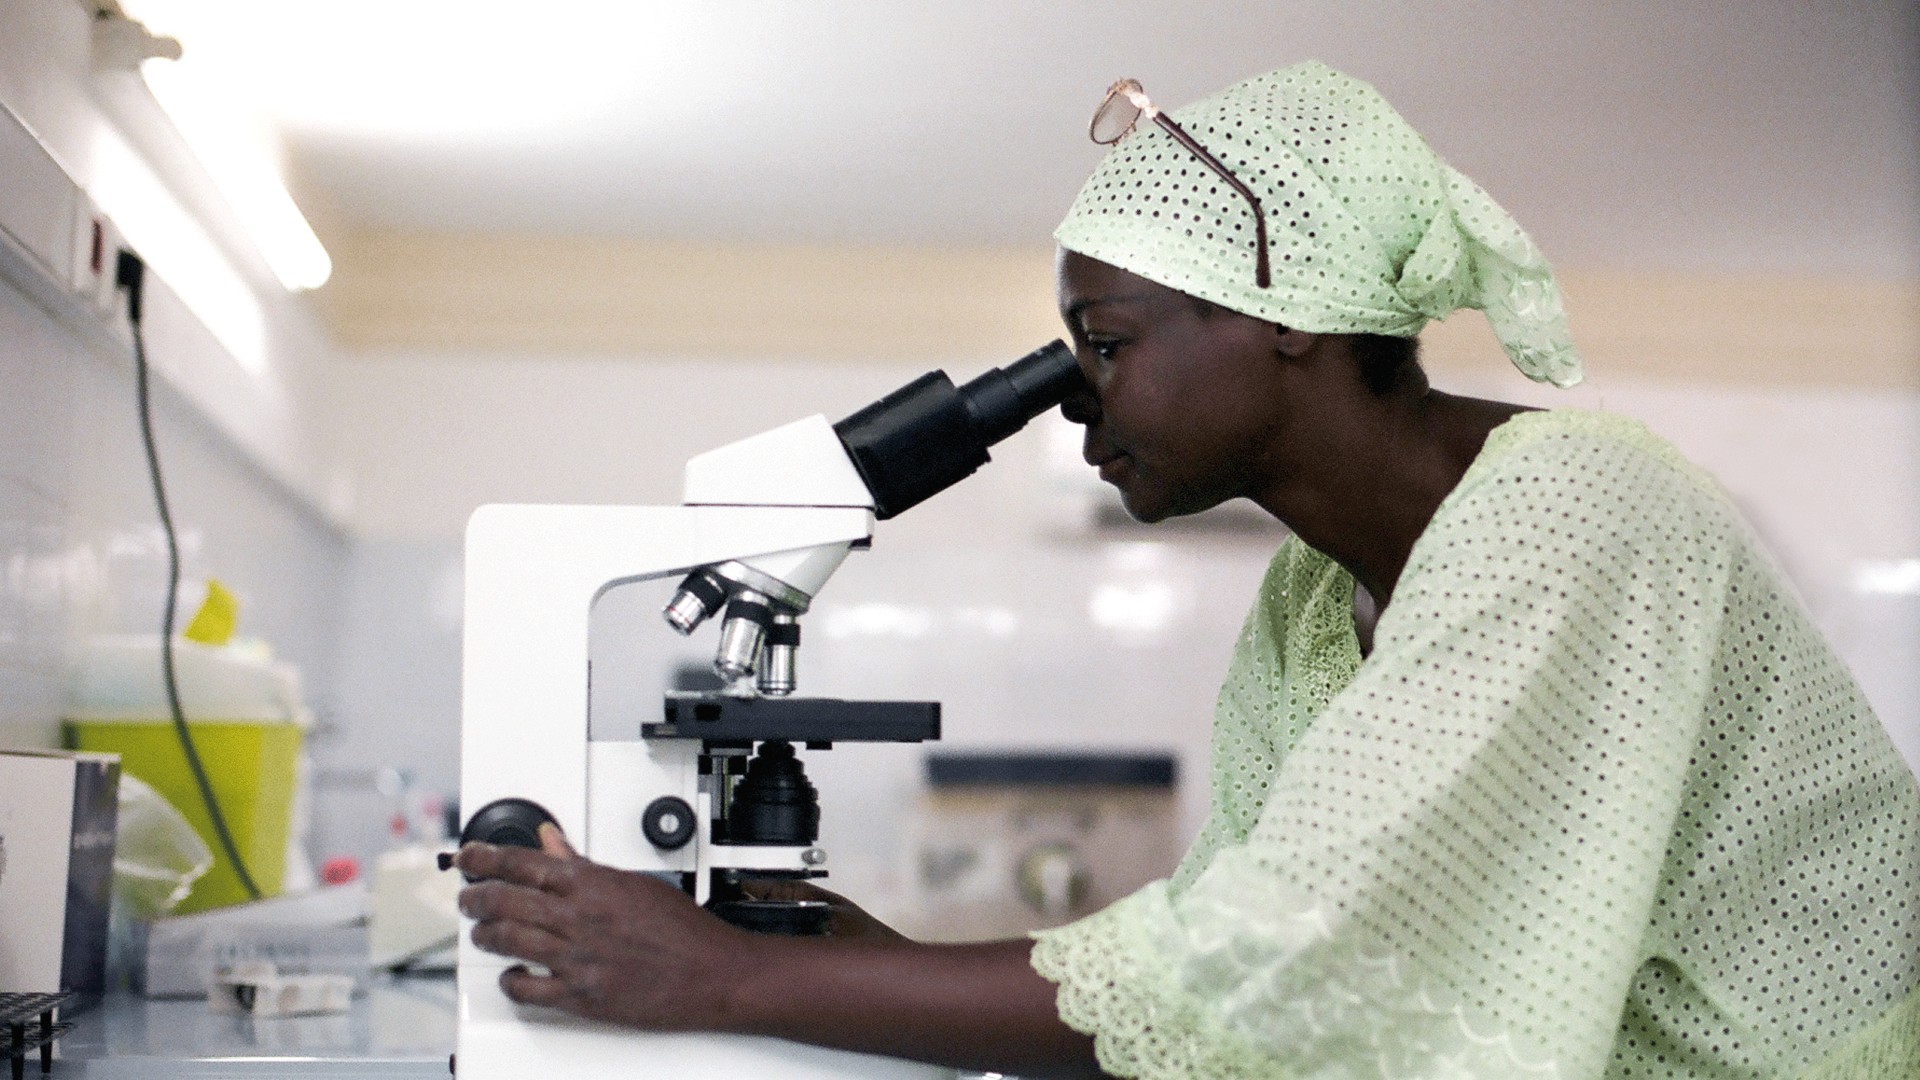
xmin=1257 ymin=389 xmax=1528 ymax=607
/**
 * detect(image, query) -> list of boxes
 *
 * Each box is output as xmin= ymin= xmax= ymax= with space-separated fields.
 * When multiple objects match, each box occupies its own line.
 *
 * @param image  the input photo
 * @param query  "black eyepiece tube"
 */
xmin=833 ymin=340 xmax=1084 ymax=520
xmin=956 ymin=340 xmax=1090 ymax=446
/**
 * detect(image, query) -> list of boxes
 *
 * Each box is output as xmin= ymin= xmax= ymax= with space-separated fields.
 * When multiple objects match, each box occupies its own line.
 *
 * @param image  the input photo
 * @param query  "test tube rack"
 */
xmin=0 ymin=993 xmax=73 ymax=1080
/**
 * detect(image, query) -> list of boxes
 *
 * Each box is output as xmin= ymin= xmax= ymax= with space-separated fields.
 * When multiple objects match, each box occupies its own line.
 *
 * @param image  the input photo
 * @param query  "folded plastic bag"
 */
xmin=113 ymin=772 xmax=213 ymax=918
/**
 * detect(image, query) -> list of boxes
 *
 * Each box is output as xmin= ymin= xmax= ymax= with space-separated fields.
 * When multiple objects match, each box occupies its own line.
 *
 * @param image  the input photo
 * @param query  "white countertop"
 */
xmin=47 ymin=976 xmax=454 ymax=1079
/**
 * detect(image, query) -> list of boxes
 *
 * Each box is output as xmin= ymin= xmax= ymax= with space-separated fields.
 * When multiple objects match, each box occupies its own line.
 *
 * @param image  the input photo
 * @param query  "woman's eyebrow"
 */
xmin=1064 ymin=292 xmax=1158 ymax=324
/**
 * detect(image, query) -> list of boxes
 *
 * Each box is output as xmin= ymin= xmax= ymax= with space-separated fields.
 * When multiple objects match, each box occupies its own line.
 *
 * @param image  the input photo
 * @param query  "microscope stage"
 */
xmin=648 ymin=694 xmax=939 ymax=745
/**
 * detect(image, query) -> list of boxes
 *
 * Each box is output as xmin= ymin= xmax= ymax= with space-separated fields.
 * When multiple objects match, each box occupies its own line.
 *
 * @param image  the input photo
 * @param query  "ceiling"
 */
xmin=123 ymin=0 xmax=1918 ymax=279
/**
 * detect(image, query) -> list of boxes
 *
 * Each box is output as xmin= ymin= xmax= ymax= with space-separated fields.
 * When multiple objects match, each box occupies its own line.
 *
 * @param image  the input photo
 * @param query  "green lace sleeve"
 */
xmin=1165 ymin=538 xmax=1316 ymax=898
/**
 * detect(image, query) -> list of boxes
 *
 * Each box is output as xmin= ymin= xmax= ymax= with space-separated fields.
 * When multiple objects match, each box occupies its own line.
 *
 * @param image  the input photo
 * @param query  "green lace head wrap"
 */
xmin=1056 ymin=61 xmax=1581 ymax=387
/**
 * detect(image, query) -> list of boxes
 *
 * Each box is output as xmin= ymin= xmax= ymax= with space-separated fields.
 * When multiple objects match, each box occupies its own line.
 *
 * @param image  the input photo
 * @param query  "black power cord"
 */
xmin=115 ymin=248 xmax=262 ymax=902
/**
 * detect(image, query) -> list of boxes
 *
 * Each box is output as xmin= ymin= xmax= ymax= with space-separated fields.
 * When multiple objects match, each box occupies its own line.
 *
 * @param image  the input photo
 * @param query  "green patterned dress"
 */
xmin=1033 ymin=409 xmax=1920 ymax=1079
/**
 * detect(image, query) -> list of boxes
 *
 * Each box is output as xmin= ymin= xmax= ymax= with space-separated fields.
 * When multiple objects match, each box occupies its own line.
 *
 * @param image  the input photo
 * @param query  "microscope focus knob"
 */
xmin=642 ymin=796 xmax=697 ymax=850
xmin=459 ymin=797 xmax=560 ymax=854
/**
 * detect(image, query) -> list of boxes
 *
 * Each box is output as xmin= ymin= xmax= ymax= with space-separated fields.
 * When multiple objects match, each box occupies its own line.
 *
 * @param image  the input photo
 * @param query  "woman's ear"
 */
xmin=1274 ymin=324 xmax=1319 ymax=358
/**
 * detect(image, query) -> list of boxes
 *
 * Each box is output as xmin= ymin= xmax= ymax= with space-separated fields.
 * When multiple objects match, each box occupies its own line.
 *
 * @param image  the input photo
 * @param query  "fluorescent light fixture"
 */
xmin=100 ymin=3 xmax=330 ymax=292
xmin=88 ymin=126 xmax=269 ymax=373
xmin=137 ymin=60 xmax=331 ymax=291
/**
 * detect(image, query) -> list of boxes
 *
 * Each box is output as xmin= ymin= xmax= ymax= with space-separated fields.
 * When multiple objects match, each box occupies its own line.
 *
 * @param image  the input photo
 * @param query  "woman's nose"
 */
xmin=1059 ymin=381 xmax=1101 ymax=426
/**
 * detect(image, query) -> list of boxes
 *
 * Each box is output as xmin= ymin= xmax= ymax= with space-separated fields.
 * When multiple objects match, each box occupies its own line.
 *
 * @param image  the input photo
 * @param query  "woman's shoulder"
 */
xmin=1476 ymin=408 xmax=1700 ymax=473
xmin=1260 ymin=534 xmax=1344 ymax=603
xmin=1454 ymin=407 xmax=1727 ymax=515
xmin=1415 ymin=407 xmax=1750 ymax=571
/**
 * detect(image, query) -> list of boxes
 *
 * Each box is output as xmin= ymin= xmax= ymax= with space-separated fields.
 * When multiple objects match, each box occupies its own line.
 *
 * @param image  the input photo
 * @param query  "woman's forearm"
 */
xmin=725 ymin=935 xmax=1107 ymax=1079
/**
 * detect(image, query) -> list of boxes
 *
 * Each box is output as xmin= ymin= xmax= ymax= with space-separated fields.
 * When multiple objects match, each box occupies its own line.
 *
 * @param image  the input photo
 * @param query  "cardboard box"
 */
xmin=0 ymin=749 xmax=121 ymax=998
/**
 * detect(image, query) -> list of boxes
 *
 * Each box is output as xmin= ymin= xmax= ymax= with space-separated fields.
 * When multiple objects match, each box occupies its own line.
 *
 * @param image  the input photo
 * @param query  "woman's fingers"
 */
xmin=455 ymin=841 xmax=580 ymax=895
xmin=460 ymin=878 xmax=574 ymax=939
xmin=470 ymin=915 xmax=570 ymax=967
xmin=454 ymin=844 xmax=761 ymax=1031
xmin=537 ymin=822 xmax=577 ymax=859
xmin=499 ymin=964 xmax=573 ymax=1009
xmin=739 ymin=878 xmax=842 ymax=905
xmin=738 ymin=878 xmax=908 ymax=944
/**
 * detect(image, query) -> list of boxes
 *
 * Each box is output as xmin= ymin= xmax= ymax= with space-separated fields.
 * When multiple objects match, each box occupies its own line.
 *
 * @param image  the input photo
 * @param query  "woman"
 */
xmin=455 ymin=62 xmax=1920 ymax=1078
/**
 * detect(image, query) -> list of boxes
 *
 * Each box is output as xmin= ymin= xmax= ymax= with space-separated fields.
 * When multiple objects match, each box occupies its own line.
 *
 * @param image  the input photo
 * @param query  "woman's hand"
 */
xmin=455 ymin=824 xmax=754 ymax=1031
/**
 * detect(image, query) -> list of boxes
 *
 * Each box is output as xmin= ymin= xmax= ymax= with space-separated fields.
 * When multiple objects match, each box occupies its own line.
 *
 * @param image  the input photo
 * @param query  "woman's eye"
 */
xmin=1087 ymin=338 xmax=1123 ymax=362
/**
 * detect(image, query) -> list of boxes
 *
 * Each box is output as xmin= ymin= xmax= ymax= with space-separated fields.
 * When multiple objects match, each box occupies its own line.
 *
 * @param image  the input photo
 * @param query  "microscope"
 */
xmin=453 ymin=341 xmax=1084 ymax=1079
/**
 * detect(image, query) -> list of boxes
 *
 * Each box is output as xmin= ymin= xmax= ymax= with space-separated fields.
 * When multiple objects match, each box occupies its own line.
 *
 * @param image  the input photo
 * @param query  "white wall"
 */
xmin=0 ymin=274 xmax=348 ymax=748
xmin=323 ymin=350 xmax=1078 ymax=544
xmin=0 ymin=0 xmax=349 ymax=815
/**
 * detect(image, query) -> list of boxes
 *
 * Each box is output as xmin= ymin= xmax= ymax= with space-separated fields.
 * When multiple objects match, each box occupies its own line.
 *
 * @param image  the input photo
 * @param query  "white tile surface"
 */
xmin=0 ymin=274 xmax=348 ymax=759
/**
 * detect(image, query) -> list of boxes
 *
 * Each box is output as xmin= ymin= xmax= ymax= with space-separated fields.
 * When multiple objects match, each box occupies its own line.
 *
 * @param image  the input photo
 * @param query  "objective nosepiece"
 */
xmin=833 ymin=340 xmax=1084 ymax=520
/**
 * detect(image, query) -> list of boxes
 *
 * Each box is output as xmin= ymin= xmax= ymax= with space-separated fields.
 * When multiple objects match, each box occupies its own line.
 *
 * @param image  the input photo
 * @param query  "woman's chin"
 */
xmin=1114 ymin=489 xmax=1172 ymax=524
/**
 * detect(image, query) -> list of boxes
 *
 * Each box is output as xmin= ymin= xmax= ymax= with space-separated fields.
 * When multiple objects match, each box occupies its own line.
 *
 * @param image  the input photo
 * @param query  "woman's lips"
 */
xmin=1096 ymin=454 xmax=1132 ymax=482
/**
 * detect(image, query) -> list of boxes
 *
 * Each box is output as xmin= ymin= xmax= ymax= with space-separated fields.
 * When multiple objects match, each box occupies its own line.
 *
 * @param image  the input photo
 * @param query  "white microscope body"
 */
xmin=455 ymin=343 xmax=1080 ymax=1079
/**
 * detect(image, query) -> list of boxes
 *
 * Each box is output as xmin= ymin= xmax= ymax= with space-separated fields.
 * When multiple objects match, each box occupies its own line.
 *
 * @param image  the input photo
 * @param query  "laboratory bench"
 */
xmin=40 ymin=975 xmax=454 ymax=1079
xmin=36 ymin=978 xmax=1003 ymax=1079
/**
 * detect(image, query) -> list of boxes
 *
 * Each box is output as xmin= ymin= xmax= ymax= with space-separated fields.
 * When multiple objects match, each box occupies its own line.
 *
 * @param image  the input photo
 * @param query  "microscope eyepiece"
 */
xmin=832 ymin=340 xmax=1084 ymax=519
xmin=957 ymin=338 xmax=1090 ymax=446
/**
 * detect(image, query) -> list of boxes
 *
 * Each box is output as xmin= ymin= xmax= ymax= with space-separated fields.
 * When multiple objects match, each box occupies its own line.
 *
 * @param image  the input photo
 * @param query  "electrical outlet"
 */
xmin=68 ymin=195 xmax=128 ymax=319
xmin=67 ymin=193 xmax=103 ymax=294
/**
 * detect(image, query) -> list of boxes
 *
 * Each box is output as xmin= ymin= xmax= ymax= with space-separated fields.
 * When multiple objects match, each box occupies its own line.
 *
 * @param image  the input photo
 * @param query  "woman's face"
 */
xmin=1056 ymin=250 xmax=1293 ymax=523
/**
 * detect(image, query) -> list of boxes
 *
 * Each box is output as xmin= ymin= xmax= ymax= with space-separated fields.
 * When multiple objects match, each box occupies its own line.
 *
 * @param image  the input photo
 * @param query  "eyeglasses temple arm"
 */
xmin=1151 ymin=115 xmax=1272 ymax=289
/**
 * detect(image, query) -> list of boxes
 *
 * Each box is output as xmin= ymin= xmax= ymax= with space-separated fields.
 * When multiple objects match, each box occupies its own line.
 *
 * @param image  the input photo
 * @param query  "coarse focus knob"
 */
xmin=455 ymin=798 xmax=560 ymax=880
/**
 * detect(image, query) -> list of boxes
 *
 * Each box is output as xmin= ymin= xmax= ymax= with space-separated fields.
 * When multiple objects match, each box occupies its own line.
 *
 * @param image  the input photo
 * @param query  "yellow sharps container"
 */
xmin=64 ymin=635 xmax=307 ymax=913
